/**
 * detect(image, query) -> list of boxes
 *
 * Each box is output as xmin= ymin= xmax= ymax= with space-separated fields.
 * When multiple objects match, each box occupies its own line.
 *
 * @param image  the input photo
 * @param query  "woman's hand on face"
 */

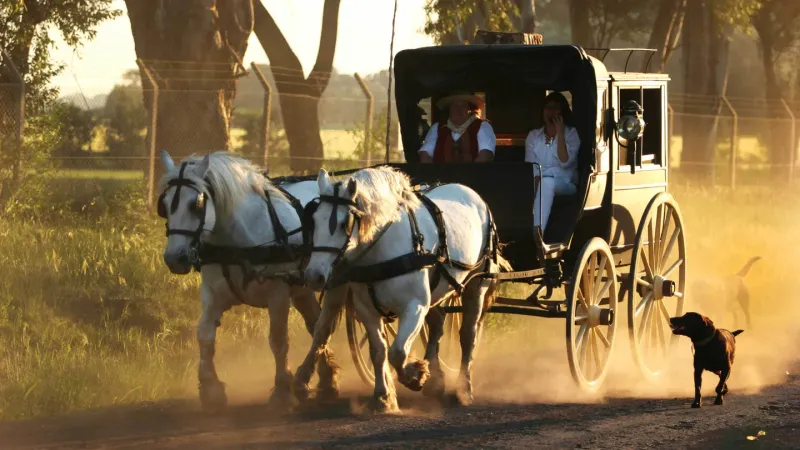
xmin=553 ymin=114 xmax=565 ymax=135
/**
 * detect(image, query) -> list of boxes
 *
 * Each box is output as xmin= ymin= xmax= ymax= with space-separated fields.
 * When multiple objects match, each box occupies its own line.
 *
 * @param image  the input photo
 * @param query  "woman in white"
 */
xmin=525 ymin=92 xmax=581 ymax=234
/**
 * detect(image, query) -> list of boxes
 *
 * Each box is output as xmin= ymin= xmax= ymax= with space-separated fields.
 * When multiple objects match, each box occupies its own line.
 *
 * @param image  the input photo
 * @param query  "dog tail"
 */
xmin=736 ymin=256 xmax=762 ymax=278
xmin=732 ymin=329 xmax=744 ymax=337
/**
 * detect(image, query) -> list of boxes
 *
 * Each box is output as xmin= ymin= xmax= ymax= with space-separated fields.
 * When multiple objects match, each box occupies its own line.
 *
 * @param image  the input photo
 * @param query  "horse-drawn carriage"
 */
xmin=156 ymin=37 xmax=687 ymax=412
xmin=340 ymin=41 xmax=687 ymax=392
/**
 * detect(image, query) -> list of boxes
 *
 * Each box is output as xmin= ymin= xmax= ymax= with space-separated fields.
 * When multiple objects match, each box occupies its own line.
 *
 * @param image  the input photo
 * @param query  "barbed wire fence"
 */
xmin=2 ymin=61 xmax=800 ymax=211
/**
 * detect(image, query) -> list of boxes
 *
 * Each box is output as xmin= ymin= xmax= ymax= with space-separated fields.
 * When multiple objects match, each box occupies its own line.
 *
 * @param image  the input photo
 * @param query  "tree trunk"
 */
xmin=125 ymin=0 xmax=252 ymax=177
xmin=680 ymin=0 xmax=717 ymax=181
xmin=643 ymin=0 xmax=685 ymax=73
xmin=517 ymin=0 xmax=537 ymax=33
xmin=252 ymin=0 xmax=341 ymax=174
xmin=569 ymin=0 xmax=596 ymax=48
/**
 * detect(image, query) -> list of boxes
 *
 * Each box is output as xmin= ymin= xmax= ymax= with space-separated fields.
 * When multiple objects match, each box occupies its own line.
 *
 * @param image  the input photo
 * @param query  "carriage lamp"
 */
xmin=616 ymin=100 xmax=646 ymax=146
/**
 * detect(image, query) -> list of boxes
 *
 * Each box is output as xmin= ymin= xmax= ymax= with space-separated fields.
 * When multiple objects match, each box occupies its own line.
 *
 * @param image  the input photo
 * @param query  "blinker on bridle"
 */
xmin=309 ymin=182 xmax=365 ymax=270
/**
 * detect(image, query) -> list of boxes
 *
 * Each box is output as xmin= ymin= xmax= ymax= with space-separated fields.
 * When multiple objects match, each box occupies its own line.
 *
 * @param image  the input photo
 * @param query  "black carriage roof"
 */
xmin=393 ymin=44 xmax=608 ymax=98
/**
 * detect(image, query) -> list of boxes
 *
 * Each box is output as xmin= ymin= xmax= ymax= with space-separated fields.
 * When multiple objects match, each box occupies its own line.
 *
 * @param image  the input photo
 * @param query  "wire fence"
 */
xmin=2 ymin=63 xmax=800 ymax=211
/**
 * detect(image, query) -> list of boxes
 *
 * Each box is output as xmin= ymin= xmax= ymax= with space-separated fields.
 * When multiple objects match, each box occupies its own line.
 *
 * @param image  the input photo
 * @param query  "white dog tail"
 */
xmin=736 ymin=256 xmax=762 ymax=278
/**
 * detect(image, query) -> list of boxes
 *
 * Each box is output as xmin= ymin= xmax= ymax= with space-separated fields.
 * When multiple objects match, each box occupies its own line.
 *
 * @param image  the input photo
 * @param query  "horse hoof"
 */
xmin=457 ymin=391 xmax=474 ymax=407
xmin=316 ymin=386 xmax=340 ymax=403
xmin=367 ymin=395 xmax=399 ymax=415
xmin=691 ymin=401 xmax=702 ymax=409
xmin=292 ymin=381 xmax=312 ymax=404
xmin=403 ymin=359 xmax=431 ymax=392
xmin=714 ymin=396 xmax=724 ymax=406
xmin=268 ymin=387 xmax=297 ymax=411
xmin=199 ymin=381 xmax=227 ymax=413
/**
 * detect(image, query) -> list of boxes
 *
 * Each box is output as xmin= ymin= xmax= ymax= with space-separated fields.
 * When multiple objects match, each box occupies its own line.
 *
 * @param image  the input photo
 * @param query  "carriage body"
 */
xmin=391 ymin=44 xmax=671 ymax=275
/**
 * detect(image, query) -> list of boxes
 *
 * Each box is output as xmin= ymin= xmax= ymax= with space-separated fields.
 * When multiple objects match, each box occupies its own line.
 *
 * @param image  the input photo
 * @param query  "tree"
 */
xmin=124 ymin=0 xmax=254 ymax=182
xmin=252 ymin=0 xmax=341 ymax=174
xmin=103 ymin=69 xmax=148 ymax=163
xmin=50 ymin=101 xmax=96 ymax=158
xmin=679 ymin=0 xmax=761 ymax=180
xmin=0 ymin=0 xmax=120 ymax=205
xmin=751 ymin=0 xmax=800 ymax=175
xmin=642 ymin=0 xmax=686 ymax=73
xmin=424 ymin=0 xmax=534 ymax=45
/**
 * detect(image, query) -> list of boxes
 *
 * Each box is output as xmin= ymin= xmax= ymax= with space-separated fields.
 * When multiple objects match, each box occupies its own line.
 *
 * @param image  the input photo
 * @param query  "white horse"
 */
xmin=158 ymin=150 xmax=342 ymax=411
xmin=298 ymin=166 xmax=508 ymax=412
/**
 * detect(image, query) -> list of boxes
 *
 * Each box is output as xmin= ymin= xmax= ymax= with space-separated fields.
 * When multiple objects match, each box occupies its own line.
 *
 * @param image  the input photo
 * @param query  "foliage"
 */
xmin=50 ymin=101 xmax=96 ymax=157
xmin=103 ymin=70 xmax=147 ymax=158
xmin=424 ymin=0 xmax=521 ymax=44
xmin=346 ymin=108 xmax=402 ymax=164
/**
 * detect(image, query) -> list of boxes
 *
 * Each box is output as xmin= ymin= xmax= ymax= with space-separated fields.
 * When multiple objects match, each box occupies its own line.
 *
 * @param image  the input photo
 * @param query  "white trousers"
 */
xmin=534 ymin=175 xmax=577 ymax=231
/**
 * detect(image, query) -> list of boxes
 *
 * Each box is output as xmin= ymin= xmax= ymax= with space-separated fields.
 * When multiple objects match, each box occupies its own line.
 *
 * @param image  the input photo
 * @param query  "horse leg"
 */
xmin=422 ymin=307 xmax=446 ymax=398
xmin=352 ymin=290 xmax=398 ymax=413
xmin=266 ymin=283 xmax=294 ymax=409
xmin=291 ymin=285 xmax=346 ymax=404
xmin=388 ymin=298 xmax=430 ymax=392
xmin=197 ymin=283 xmax=228 ymax=412
xmin=456 ymin=278 xmax=490 ymax=406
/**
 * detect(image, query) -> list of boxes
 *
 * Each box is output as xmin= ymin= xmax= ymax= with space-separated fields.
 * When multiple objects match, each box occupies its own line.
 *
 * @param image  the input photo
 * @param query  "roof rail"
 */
xmin=582 ymin=48 xmax=658 ymax=73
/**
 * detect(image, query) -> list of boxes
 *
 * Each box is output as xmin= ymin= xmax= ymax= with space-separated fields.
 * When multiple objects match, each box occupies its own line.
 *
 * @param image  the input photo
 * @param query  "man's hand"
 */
xmin=419 ymin=152 xmax=433 ymax=163
xmin=475 ymin=149 xmax=494 ymax=162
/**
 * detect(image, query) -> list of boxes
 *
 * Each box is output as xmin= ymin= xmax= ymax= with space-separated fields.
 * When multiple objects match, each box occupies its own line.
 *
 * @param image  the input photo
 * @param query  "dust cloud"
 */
xmin=190 ymin=181 xmax=800 ymax=413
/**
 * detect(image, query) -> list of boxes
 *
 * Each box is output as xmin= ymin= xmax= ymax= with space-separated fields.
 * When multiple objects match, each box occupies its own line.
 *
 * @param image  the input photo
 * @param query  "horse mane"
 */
xmin=345 ymin=166 xmax=421 ymax=244
xmin=158 ymin=151 xmax=285 ymax=219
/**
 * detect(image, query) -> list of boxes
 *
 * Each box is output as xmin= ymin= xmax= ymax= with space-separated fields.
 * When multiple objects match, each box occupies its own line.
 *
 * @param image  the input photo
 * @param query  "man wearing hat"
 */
xmin=418 ymin=92 xmax=496 ymax=163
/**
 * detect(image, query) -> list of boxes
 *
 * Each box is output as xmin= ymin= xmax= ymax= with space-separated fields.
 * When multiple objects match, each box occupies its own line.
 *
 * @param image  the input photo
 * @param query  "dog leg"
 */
xmin=714 ymin=368 xmax=731 ymax=405
xmin=692 ymin=367 xmax=703 ymax=408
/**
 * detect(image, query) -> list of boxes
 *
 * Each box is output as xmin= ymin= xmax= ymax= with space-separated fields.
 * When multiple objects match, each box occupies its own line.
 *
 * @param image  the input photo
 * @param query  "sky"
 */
xmin=50 ymin=0 xmax=435 ymax=97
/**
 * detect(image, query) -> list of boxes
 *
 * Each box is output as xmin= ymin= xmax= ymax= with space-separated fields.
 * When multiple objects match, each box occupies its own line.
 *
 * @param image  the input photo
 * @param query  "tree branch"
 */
xmin=308 ymin=0 xmax=341 ymax=95
xmin=252 ymin=0 xmax=303 ymax=75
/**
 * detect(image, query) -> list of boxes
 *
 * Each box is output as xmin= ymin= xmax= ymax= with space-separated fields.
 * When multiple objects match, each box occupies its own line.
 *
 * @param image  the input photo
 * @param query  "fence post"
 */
xmin=780 ymin=98 xmax=796 ymax=186
xmin=2 ymin=49 xmax=25 ymax=193
xmin=354 ymin=73 xmax=374 ymax=165
xmin=721 ymin=96 xmax=737 ymax=190
xmin=136 ymin=59 xmax=159 ymax=208
xmin=250 ymin=62 xmax=272 ymax=168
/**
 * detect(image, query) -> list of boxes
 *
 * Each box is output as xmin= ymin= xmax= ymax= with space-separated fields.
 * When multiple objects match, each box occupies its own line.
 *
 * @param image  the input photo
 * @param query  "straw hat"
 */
xmin=436 ymin=92 xmax=485 ymax=111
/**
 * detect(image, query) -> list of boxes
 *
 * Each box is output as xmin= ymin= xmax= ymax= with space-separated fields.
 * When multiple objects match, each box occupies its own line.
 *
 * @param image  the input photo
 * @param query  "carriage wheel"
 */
xmin=434 ymin=294 xmax=464 ymax=374
xmin=345 ymin=289 xmax=430 ymax=387
xmin=627 ymin=193 xmax=686 ymax=382
xmin=566 ymin=238 xmax=618 ymax=392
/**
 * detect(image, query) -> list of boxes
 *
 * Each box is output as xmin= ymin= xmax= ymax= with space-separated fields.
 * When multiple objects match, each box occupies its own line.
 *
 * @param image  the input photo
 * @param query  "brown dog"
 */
xmin=669 ymin=312 xmax=744 ymax=408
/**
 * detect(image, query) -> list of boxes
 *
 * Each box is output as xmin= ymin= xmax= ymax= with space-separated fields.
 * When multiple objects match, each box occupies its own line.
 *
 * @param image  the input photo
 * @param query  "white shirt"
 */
xmin=525 ymin=126 xmax=580 ymax=183
xmin=418 ymin=121 xmax=497 ymax=158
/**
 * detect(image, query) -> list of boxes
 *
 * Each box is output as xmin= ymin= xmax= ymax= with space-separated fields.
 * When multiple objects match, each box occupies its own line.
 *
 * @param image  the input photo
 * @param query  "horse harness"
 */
xmin=158 ymin=164 xmax=309 ymax=306
xmin=310 ymin=183 xmax=499 ymax=320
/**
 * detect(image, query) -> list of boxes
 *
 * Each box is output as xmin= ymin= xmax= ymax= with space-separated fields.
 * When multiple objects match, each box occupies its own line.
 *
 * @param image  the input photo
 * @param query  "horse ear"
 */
xmin=196 ymin=153 xmax=211 ymax=177
xmin=317 ymin=168 xmax=330 ymax=192
xmin=346 ymin=178 xmax=358 ymax=197
xmin=160 ymin=150 xmax=175 ymax=172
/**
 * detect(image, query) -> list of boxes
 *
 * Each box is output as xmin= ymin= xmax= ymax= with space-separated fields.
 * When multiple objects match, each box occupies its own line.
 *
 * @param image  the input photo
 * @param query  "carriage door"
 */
xmin=609 ymin=80 xmax=668 ymax=261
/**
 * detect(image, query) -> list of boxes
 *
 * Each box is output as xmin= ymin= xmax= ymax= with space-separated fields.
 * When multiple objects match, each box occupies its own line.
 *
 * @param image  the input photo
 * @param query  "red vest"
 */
xmin=433 ymin=119 xmax=484 ymax=163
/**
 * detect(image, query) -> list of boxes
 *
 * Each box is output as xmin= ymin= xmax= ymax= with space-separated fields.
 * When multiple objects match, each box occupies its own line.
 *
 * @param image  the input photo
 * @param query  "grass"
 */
xmin=1 ymin=131 xmax=798 ymax=421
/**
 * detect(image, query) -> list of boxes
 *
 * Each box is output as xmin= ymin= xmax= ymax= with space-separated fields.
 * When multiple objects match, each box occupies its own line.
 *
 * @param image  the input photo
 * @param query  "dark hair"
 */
xmin=541 ymin=91 xmax=574 ymax=127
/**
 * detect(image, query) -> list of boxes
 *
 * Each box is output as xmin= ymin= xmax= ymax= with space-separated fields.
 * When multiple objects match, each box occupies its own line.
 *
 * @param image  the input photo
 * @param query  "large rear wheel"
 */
xmin=627 ymin=193 xmax=687 ymax=382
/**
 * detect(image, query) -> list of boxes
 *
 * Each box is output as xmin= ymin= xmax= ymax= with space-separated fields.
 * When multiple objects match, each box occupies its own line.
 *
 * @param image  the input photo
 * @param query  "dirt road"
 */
xmin=2 ymin=367 xmax=798 ymax=450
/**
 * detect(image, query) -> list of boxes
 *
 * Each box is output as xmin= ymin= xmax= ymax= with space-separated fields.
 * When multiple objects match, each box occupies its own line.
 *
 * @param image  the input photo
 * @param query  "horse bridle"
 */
xmin=308 ymin=182 xmax=364 ymax=270
xmin=157 ymin=161 xmax=215 ymax=267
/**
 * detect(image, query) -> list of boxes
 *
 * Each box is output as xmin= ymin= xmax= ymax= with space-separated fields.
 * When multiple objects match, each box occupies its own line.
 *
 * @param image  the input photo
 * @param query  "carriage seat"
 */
xmin=493 ymin=134 xmax=526 ymax=162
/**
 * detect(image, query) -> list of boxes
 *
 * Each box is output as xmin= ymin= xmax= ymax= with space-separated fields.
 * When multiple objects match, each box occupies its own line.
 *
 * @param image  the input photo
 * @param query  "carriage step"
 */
xmin=495 ymin=296 xmax=563 ymax=310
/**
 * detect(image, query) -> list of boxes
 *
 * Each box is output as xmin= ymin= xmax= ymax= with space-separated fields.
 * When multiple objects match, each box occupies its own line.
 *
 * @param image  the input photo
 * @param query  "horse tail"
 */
xmin=736 ymin=256 xmax=761 ymax=278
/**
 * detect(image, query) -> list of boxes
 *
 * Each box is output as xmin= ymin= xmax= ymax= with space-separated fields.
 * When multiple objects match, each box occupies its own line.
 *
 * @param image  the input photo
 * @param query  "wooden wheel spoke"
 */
xmin=658 ymin=300 xmax=671 ymax=324
xmin=641 ymin=250 xmax=654 ymax=280
xmin=637 ymin=299 xmax=653 ymax=341
xmin=662 ymin=226 xmax=680 ymax=269
xmin=577 ymin=286 xmax=589 ymax=309
xmin=576 ymin=323 xmax=589 ymax=351
xmin=594 ymin=254 xmax=607 ymax=297
xmin=575 ymin=315 xmax=589 ymax=325
xmin=583 ymin=257 xmax=595 ymax=303
xmin=654 ymin=206 xmax=663 ymax=268
xmin=359 ymin=334 xmax=368 ymax=350
xmin=647 ymin=218 xmax=656 ymax=273
xmin=596 ymin=328 xmax=611 ymax=348
xmin=654 ymin=304 xmax=666 ymax=358
xmin=590 ymin=330 xmax=602 ymax=379
xmin=664 ymin=257 xmax=684 ymax=278
xmin=596 ymin=278 xmax=613 ymax=302
xmin=579 ymin=326 xmax=590 ymax=371
xmin=635 ymin=291 xmax=653 ymax=317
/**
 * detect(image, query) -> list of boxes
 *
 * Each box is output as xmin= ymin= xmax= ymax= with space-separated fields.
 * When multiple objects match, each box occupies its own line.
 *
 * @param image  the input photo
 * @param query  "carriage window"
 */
xmin=617 ymin=86 xmax=665 ymax=170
